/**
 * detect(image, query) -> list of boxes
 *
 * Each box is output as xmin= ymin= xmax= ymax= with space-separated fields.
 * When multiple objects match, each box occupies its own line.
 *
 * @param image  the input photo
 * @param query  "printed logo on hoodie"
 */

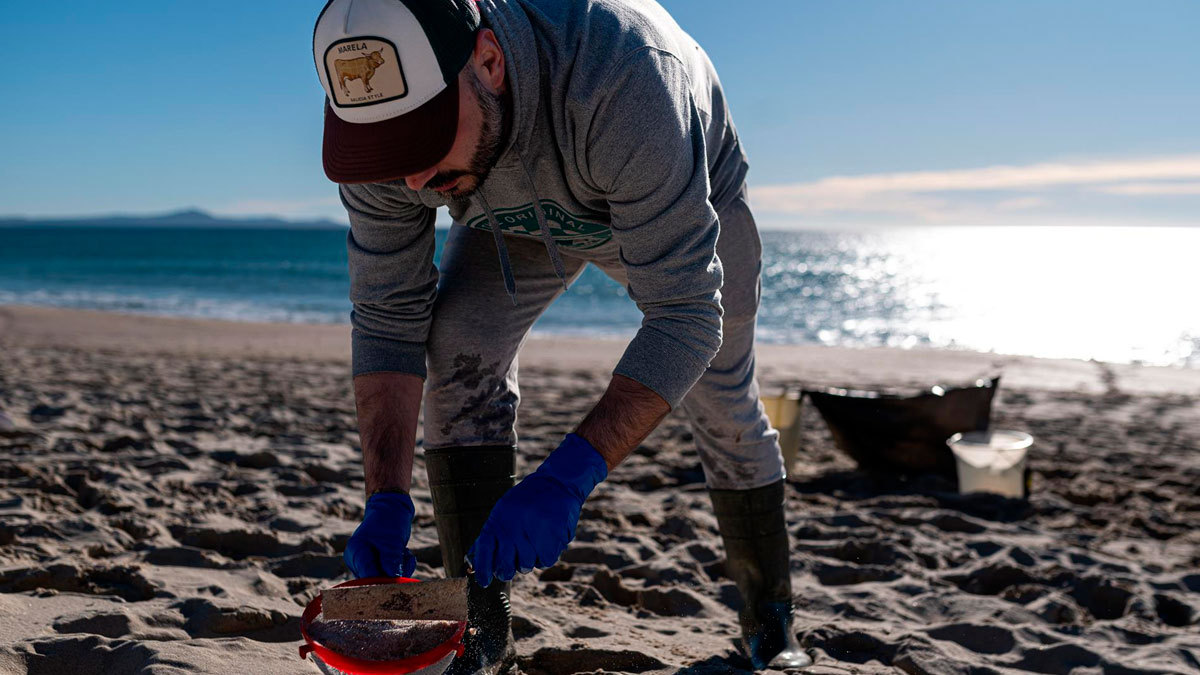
xmin=466 ymin=200 xmax=612 ymax=251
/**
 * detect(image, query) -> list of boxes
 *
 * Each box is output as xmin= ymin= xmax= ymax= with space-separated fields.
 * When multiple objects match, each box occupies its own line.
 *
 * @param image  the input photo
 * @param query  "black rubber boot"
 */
xmin=709 ymin=480 xmax=812 ymax=670
xmin=426 ymin=445 xmax=517 ymax=675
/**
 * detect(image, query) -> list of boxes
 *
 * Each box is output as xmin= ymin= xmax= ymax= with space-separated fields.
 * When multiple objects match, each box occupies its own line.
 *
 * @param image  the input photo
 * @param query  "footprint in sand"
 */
xmin=142 ymin=546 xmax=232 ymax=569
xmin=1153 ymin=593 xmax=1194 ymax=627
xmin=173 ymin=598 xmax=296 ymax=641
xmin=926 ymin=623 xmax=1016 ymax=655
xmin=811 ymin=561 xmax=902 ymax=586
xmin=0 ymin=563 xmax=158 ymax=601
xmin=566 ymin=625 xmax=609 ymax=639
xmin=520 ymin=647 xmax=665 ymax=674
xmin=53 ymin=611 xmax=139 ymax=639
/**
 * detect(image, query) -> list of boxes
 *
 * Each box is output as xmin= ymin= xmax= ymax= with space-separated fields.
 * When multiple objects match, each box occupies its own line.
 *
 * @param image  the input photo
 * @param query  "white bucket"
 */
xmin=947 ymin=430 xmax=1032 ymax=498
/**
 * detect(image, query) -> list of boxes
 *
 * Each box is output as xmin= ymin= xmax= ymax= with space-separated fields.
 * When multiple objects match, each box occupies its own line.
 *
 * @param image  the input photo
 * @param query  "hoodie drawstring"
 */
xmin=470 ymin=153 xmax=570 ymax=307
xmin=473 ymin=190 xmax=519 ymax=306
xmin=519 ymin=159 xmax=568 ymax=291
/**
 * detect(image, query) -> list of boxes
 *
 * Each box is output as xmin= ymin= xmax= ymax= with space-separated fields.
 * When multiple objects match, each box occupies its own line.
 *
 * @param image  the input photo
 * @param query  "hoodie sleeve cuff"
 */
xmin=352 ymin=330 xmax=427 ymax=379
xmin=612 ymin=326 xmax=711 ymax=409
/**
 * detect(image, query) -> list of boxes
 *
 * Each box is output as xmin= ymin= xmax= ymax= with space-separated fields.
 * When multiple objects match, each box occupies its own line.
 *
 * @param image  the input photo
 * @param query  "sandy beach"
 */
xmin=1 ymin=304 xmax=1198 ymax=674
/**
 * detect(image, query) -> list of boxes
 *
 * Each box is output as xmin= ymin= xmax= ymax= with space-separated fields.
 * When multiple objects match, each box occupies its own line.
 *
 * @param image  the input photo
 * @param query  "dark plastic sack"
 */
xmin=804 ymin=377 xmax=1000 ymax=477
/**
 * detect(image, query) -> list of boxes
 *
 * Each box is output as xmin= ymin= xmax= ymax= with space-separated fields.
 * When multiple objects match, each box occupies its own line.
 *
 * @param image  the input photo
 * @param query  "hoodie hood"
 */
xmin=477 ymin=0 xmax=543 ymax=168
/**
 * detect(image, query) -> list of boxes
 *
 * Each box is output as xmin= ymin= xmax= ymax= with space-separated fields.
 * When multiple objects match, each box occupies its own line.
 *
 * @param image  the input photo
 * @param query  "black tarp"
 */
xmin=805 ymin=377 xmax=1000 ymax=478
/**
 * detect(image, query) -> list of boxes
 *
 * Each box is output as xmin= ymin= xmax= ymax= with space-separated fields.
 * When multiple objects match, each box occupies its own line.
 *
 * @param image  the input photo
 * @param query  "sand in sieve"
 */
xmin=308 ymin=615 xmax=461 ymax=661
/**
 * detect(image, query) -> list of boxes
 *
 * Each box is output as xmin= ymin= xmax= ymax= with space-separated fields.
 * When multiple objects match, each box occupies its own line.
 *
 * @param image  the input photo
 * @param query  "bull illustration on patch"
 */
xmin=334 ymin=51 xmax=386 ymax=97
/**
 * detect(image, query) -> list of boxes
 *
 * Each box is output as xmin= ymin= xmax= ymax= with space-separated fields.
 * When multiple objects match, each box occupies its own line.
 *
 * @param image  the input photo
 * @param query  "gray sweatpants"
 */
xmin=423 ymin=187 xmax=784 ymax=490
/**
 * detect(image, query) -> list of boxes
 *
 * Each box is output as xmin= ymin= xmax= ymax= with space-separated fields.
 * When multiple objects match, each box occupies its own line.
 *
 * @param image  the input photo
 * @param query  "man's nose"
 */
xmin=405 ymin=166 xmax=438 ymax=191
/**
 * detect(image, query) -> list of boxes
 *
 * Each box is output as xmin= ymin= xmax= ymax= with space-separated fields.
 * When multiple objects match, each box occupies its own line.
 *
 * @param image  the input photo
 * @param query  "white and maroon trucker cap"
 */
xmin=313 ymin=0 xmax=480 ymax=184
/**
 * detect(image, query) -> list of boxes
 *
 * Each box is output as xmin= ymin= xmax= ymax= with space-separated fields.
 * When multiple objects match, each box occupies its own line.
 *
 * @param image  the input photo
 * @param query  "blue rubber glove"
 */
xmin=343 ymin=491 xmax=417 ymax=579
xmin=469 ymin=433 xmax=608 ymax=587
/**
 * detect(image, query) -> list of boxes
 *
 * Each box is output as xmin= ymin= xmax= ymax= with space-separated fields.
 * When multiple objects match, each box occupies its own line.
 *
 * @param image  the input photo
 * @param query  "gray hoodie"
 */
xmin=340 ymin=0 xmax=750 ymax=408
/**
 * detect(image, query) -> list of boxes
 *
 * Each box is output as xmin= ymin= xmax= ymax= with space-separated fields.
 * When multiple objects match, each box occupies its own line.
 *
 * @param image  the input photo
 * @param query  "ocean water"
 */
xmin=1 ymin=225 xmax=1197 ymax=367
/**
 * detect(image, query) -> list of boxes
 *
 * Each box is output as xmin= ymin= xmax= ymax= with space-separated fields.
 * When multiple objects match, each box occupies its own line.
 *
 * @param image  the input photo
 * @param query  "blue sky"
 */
xmin=2 ymin=0 xmax=1198 ymax=228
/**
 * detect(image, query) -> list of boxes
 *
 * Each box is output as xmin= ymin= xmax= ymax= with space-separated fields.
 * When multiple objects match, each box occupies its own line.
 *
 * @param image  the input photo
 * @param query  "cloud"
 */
xmin=993 ymin=196 xmax=1047 ymax=211
xmin=749 ymin=154 xmax=1200 ymax=226
xmin=1094 ymin=181 xmax=1200 ymax=196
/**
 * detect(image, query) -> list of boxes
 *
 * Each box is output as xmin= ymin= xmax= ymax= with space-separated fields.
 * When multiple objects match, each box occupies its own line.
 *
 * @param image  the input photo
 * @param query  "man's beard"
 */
xmin=427 ymin=71 xmax=510 ymax=200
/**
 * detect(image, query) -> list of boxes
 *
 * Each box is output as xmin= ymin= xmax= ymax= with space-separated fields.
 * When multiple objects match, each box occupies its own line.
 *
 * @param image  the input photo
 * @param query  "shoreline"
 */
xmin=3 ymin=303 xmax=1198 ymax=396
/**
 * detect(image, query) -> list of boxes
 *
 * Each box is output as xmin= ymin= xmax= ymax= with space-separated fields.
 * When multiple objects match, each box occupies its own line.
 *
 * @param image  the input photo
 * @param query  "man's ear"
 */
xmin=470 ymin=28 xmax=506 ymax=94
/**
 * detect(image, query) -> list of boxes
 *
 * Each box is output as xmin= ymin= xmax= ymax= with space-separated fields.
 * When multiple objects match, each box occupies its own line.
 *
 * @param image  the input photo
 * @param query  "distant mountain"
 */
xmin=0 ymin=208 xmax=345 ymax=230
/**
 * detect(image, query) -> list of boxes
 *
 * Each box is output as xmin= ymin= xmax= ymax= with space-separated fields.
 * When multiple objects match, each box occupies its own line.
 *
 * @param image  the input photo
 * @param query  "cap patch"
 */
xmin=324 ymin=37 xmax=408 ymax=108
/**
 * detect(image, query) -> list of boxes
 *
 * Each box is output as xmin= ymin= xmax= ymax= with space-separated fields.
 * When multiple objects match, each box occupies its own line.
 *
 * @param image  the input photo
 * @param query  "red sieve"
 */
xmin=299 ymin=576 xmax=467 ymax=675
